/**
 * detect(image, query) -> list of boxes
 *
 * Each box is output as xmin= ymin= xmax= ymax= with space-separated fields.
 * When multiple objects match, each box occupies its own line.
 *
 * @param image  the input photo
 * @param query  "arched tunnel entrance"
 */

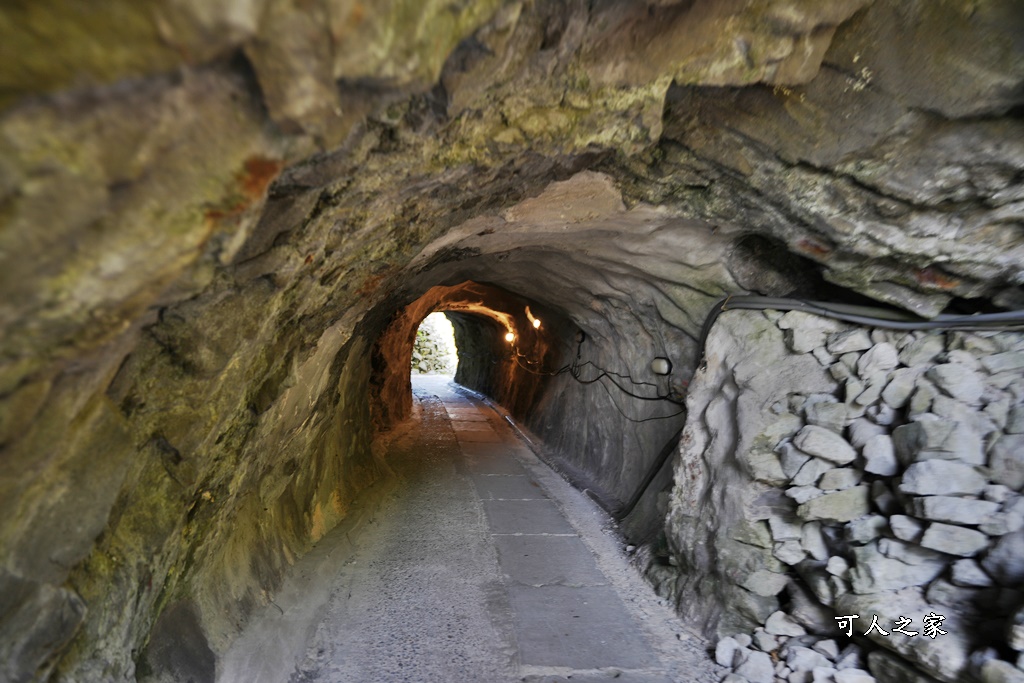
xmin=374 ymin=276 xmax=692 ymax=534
xmin=409 ymin=312 xmax=458 ymax=377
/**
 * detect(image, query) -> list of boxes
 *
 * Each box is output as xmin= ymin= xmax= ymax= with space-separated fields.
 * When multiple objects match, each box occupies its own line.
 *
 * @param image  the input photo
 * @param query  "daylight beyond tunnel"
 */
xmin=2 ymin=2 xmax=1024 ymax=682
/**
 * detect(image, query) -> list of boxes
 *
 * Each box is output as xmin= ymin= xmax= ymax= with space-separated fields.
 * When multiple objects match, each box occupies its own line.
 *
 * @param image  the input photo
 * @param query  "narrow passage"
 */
xmin=287 ymin=376 xmax=717 ymax=682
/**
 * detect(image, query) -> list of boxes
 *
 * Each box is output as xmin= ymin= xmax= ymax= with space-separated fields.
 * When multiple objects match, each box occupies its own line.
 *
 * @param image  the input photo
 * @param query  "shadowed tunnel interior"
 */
xmin=2 ymin=1 xmax=1024 ymax=682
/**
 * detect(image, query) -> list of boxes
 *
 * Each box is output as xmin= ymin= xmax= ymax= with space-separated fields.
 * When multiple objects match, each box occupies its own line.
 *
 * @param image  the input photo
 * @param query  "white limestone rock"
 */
xmin=881 ymin=367 xmax=921 ymax=409
xmin=806 ymin=401 xmax=850 ymax=434
xmin=788 ymin=582 xmax=837 ymax=636
xmin=892 ymin=418 xmax=984 ymax=466
xmin=752 ymin=627 xmax=778 ymax=653
xmin=1007 ymin=405 xmax=1024 ymax=434
xmin=950 ymin=558 xmax=994 ymax=587
xmin=787 ymin=486 xmax=825 ymax=504
xmin=877 ymin=538 xmax=946 ymax=566
xmin=775 ymin=540 xmax=807 ymax=566
xmin=848 ymin=418 xmax=886 ymax=450
xmin=735 ymin=648 xmax=775 ymax=683
xmin=765 ymin=610 xmax=806 ymax=638
xmin=798 ymin=522 xmax=827 ymax=563
xmin=862 ymin=434 xmax=898 ymax=476
xmin=761 ymin=412 xmax=805 ymax=447
xmin=847 ymin=515 xmax=888 ymax=545
xmin=984 ymin=485 xmax=1013 ymax=504
xmin=920 ymin=522 xmax=989 ymax=556
xmin=980 ymin=498 xmax=1024 ymax=536
xmin=794 ymin=426 xmax=857 ymax=465
xmin=979 ymin=511 xmax=1024 ymax=537
xmin=910 ymin=496 xmax=1000 ymax=526
xmin=741 ymin=569 xmax=792 ymax=597
xmin=787 ymin=646 xmax=832 ymax=674
xmin=899 ymin=460 xmax=987 ymax=496
xmin=820 ymin=467 xmax=862 ymax=491
xmin=988 ymin=434 xmax=1024 ymax=490
xmin=716 ymin=635 xmax=741 ymax=667
xmin=781 ymin=443 xmax=814 ymax=479
xmin=828 ymin=330 xmax=874 ymax=355
xmin=814 ymin=639 xmax=840 ymax=660
xmin=827 ymin=556 xmax=850 ymax=577
xmin=927 ymin=363 xmax=985 ymax=404
xmin=857 ymin=343 xmax=898 ymax=379
xmin=899 ymin=335 xmax=945 ymax=366
xmin=798 ymin=486 xmax=870 ymax=523
xmin=792 ymin=457 xmax=835 ymax=487
xmin=889 ymin=515 xmax=924 ymax=543
xmin=830 ymin=362 xmax=853 ymax=382
xmin=849 ymin=542 xmax=945 ymax=593
xmin=777 ymin=311 xmax=845 ymax=354
xmin=833 ymin=668 xmax=876 ymax=683
xmin=951 ymin=331 xmax=997 ymax=355
xmin=748 ymin=449 xmax=788 ymax=485
xmin=813 ymin=666 xmax=838 ymax=682
xmin=908 ymin=379 xmax=938 ymax=417
xmin=944 ymin=349 xmax=982 ymax=370
xmin=982 ymin=351 xmax=1024 ymax=374
xmin=981 ymin=659 xmax=1024 ymax=683
xmin=985 ymin=396 xmax=1012 ymax=431
xmin=982 ymin=530 xmax=1024 ymax=586
xmin=731 ymin=520 xmax=774 ymax=549
xmin=865 ymin=403 xmax=897 ymax=426
xmin=771 ymin=516 xmax=804 ymax=542
xmin=931 ymin=396 xmax=1000 ymax=440
xmin=813 ymin=346 xmax=835 ymax=366
xmin=854 ymin=375 xmax=887 ymax=407
xmin=842 ymin=593 xmax=970 ymax=681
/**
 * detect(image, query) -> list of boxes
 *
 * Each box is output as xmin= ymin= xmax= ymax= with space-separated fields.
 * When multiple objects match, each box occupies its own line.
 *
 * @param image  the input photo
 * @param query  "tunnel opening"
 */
xmin=410 ymin=312 xmax=459 ymax=377
xmin=368 ymin=280 xmax=565 ymax=435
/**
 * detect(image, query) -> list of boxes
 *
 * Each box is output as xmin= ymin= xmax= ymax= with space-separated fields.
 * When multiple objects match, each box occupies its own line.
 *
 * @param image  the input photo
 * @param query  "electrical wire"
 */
xmin=614 ymin=294 xmax=1024 ymax=521
xmin=508 ymin=340 xmax=686 ymax=408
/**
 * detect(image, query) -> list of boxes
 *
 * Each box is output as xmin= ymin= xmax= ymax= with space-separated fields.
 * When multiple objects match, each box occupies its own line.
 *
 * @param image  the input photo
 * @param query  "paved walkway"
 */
xmin=225 ymin=376 xmax=717 ymax=683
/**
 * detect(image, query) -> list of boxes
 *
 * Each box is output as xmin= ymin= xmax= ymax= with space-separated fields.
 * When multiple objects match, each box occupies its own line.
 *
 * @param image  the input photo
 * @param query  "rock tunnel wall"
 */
xmin=1 ymin=1 xmax=1023 ymax=681
xmin=654 ymin=308 xmax=1024 ymax=682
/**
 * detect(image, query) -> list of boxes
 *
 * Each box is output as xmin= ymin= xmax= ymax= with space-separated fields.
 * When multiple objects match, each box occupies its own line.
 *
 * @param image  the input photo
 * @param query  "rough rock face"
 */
xmin=667 ymin=310 xmax=1024 ymax=682
xmin=1 ymin=1 xmax=1022 ymax=682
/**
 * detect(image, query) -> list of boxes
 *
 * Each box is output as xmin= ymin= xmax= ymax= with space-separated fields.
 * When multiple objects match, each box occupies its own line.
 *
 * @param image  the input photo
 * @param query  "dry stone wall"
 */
xmin=657 ymin=309 xmax=1024 ymax=683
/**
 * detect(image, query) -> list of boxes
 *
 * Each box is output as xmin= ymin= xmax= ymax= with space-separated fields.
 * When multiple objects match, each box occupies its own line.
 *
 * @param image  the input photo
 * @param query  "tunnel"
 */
xmin=2 ymin=2 xmax=1024 ymax=682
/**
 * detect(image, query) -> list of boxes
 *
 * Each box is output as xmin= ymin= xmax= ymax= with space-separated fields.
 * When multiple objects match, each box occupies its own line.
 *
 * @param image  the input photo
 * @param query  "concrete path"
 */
xmin=229 ymin=376 xmax=718 ymax=683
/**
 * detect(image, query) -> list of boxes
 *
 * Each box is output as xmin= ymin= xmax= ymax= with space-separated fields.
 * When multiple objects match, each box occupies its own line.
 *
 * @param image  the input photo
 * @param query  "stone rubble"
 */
xmin=698 ymin=317 xmax=1024 ymax=683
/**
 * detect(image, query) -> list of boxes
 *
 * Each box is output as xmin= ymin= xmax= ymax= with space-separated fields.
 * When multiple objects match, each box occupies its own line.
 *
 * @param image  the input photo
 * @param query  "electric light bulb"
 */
xmin=532 ymin=318 xmax=541 ymax=328
xmin=505 ymin=332 xmax=515 ymax=342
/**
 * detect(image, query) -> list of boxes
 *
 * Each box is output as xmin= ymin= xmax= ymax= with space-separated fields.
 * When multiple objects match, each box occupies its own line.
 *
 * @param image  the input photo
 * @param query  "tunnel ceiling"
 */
xmin=2 ymin=1 xmax=1024 ymax=681
xmin=2 ymin=0 xmax=1023 ymax=399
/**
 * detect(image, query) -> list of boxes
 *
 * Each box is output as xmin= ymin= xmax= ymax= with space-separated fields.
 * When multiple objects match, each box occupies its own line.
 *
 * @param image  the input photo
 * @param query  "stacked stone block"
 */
xmin=697 ymin=311 xmax=1024 ymax=683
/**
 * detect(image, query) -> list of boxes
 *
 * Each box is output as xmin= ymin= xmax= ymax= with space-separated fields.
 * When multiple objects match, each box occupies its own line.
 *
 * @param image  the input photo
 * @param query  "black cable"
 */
xmin=587 ymin=366 xmax=686 ymax=423
xmin=616 ymin=294 xmax=1024 ymax=522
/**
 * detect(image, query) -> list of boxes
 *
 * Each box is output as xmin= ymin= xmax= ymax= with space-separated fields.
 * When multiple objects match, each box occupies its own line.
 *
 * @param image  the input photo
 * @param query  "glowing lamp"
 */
xmin=650 ymin=357 xmax=672 ymax=376
xmin=505 ymin=332 xmax=515 ymax=343
xmin=532 ymin=318 xmax=541 ymax=329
